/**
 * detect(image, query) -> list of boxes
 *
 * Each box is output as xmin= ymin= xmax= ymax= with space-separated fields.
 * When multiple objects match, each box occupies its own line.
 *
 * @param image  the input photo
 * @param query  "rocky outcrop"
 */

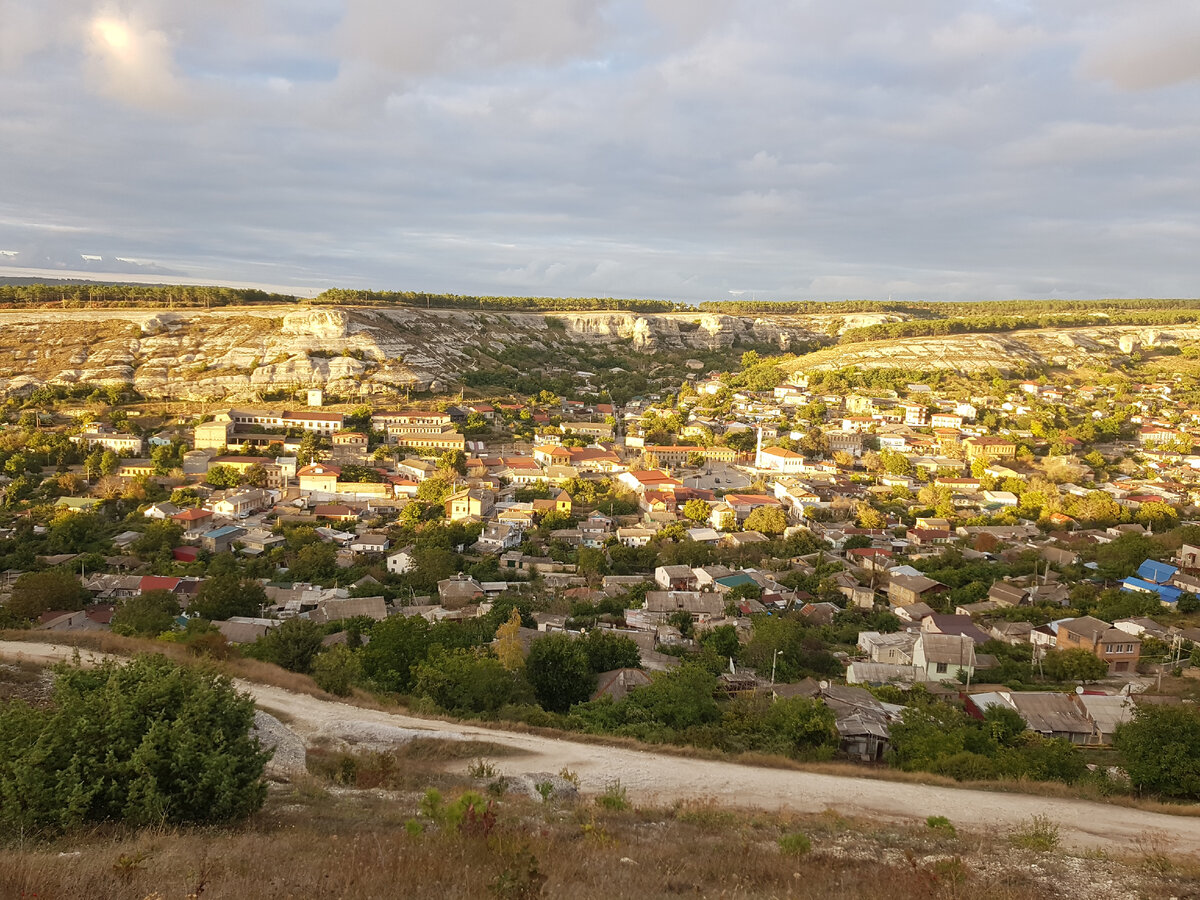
xmin=0 ymin=304 xmax=1191 ymax=400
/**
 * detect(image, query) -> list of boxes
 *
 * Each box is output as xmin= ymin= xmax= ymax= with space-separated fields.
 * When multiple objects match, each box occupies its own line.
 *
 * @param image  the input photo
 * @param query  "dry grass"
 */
xmin=0 ymin=768 xmax=1193 ymax=900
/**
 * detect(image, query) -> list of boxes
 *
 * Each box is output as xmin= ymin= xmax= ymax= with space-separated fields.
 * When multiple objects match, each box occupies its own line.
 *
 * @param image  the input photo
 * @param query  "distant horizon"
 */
xmin=4 ymin=269 xmax=1199 ymax=309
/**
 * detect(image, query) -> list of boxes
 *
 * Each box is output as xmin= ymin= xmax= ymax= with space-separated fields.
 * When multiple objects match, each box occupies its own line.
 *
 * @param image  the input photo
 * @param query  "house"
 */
xmin=887 ymin=574 xmax=947 ymax=607
xmin=297 ymin=463 xmax=341 ymax=494
xmin=963 ymin=436 xmax=1018 ymax=461
xmin=386 ymin=545 xmax=416 ymax=575
xmin=911 ymin=633 xmax=976 ymax=682
xmin=349 ymin=534 xmax=390 ymax=554
xmin=173 ymin=507 xmax=214 ymax=538
xmin=1007 ymin=692 xmax=1093 ymax=745
xmin=475 ymin=522 xmax=521 ymax=552
xmin=616 ymin=525 xmax=657 ymax=547
xmin=818 ymin=683 xmax=894 ymax=762
xmin=655 ymin=565 xmax=698 ymax=591
xmin=200 ymin=525 xmax=247 ymax=554
xmin=644 ymin=590 xmax=725 ymax=621
xmin=592 ymin=668 xmax=653 ymax=701
xmin=1073 ymin=693 xmax=1135 ymax=745
xmin=211 ymin=489 xmax=268 ymax=519
xmin=445 ymin=488 xmax=494 ymax=522
xmin=437 ymin=574 xmax=485 ymax=609
xmin=1056 ymin=616 xmax=1141 ymax=674
xmin=144 ymin=502 xmax=181 ymax=520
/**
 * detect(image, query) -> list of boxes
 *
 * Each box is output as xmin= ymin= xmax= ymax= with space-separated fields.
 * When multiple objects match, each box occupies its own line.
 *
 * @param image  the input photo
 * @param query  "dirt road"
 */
xmin=5 ymin=639 xmax=1197 ymax=854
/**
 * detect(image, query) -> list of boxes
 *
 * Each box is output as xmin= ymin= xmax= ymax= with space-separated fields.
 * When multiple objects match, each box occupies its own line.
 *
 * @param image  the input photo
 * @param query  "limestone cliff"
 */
xmin=1 ymin=304 xmax=1190 ymax=401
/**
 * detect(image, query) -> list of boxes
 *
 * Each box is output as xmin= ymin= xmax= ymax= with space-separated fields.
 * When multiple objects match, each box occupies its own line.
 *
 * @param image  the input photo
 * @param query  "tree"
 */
xmin=205 ymin=464 xmax=242 ymax=488
xmin=244 ymin=618 xmax=325 ymax=673
xmin=111 ymin=589 xmax=180 ymax=637
xmin=580 ymin=629 xmax=641 ymax=673
xmin=0 ymin=655 xmax=268 ymax=834
xmin=417 ymin=475 xmax=453 ymax=504
xmin=855 ymin=502 xmax=887 ymax=529
xmin=1113 ymin=704 xmax=1200 ymax=800
xmin=1135 ymin=500 xmax=1179 ymax=533
xmin=312 ymin=645 xmax=361 ymax=696
xmin=412 ymin=647 xmax=533 ymax=715
xmin=682 ymin=498 xmax=712 ymax=524
xmin=359 ymin=615 xmax=432 ymax=693
xmin=494 ymin=607 xmax=526 ymax=672
xmin=9 ymin=570 xmax=89 ymax=620
xmin=297 ymin=432 xmax=320 ymax=467
xmin=1041 ymin=648 xmax=1108 ymax=683
xmin=525 ymin=633 xmax=594 ymax=713
xmin=190 ymin=573 xmax=268 ymax=621
xmin=888 ymin=702 xmax=970 ymax=771
xmin=438 ymin=449 xmax=467 ymax=476
xmin=744 ymin=506 xmax=787 ymax=536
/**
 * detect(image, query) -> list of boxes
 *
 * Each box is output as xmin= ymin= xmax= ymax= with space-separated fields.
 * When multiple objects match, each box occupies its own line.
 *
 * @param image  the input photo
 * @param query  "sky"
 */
xmin=2 ymin=1 xmax=1200 ymax=302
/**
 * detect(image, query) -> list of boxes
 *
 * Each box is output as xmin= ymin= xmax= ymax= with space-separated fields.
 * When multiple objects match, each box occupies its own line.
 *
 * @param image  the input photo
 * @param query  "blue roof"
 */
xmin=203 ymin=525 xmax=244 ymax=539
xmin=1122 ymin=577 xmax=1182 ymax=604
xmin=1136 ymin=559 xmax=1178 ymax=585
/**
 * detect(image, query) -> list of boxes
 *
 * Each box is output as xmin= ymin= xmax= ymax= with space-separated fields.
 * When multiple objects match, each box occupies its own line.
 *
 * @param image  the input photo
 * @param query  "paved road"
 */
xmin=4 ymin=639 xmax=1198 ymax=853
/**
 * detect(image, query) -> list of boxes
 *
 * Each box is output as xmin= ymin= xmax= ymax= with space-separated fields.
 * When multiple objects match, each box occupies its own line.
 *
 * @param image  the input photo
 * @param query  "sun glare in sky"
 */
xmin=92 ymin=17 xmax=133 ymax=55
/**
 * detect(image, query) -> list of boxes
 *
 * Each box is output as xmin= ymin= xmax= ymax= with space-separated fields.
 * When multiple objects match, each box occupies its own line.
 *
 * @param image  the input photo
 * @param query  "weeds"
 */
xmin=1008 ymin=815 xmax=1060 ymax=851
xmin=534 ymin=781 xmax=555 ymax=803
xmin=557 ymin=767 xmax=580 ymax=787
xmin=489 ymin=844 xmax=547 ymax=899
xmin=777 ymin=832 xmax=812 ymax=856
xmin=595 ymin=780 xmax=629 ymax=812
xmin=468 ymin=758 xmax=499 ymax=779
xmin=925 ymin=815 xmax=957 ymax=838
xmin=111 ymin=851 xmax=149 ymax=883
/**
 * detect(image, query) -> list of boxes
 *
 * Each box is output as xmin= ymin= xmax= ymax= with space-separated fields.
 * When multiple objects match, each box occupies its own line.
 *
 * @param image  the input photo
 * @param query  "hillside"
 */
xmin=0 ymin=305 xmax=836 ymax=401
xmin=1 ymin=299 xmax=1197 ymax=402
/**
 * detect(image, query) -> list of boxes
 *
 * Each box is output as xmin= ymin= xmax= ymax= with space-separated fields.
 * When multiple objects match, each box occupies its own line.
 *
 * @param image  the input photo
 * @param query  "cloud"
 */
xmin=1078 ymin=6 xmax=1200 ymax=90
xmin=85 ymin=11 xmax=183 ymax=111
xmin=0 ymin=1 xmax=1199 ymax=302
xmin=336 ymin=0 xmax=610 ymax=76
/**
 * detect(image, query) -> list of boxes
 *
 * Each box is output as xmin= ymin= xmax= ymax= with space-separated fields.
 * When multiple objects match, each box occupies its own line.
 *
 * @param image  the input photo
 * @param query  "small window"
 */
xmin=935 ymin=662 xmax=949 ymax=674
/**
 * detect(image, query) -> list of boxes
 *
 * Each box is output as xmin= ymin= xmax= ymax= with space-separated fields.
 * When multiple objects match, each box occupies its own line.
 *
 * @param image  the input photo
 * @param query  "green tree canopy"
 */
xmin=1113 ymin=704 xmax=1200 ymax=800
xmin=190 ymin=573 xmax=268 ymax=621
xmin=9 ymin=570 xmax=90 ymax=620
xmin=111 ymin=589 xmax=180 ymax=637
xmin=525 ymin=633 xmax=595 ymax=713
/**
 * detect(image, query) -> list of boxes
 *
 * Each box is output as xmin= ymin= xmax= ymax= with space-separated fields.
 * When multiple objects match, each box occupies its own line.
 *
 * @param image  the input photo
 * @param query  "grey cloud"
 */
xmin=1077 ymin=5 xmax=1200 ymax=90
xmin=0 ymin=1 xmax=1199 ymax=302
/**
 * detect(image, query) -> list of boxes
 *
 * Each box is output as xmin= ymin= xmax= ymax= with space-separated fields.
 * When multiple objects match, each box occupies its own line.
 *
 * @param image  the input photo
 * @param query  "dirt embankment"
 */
xmin=3 ymin=639 xmax=1197 ymax=854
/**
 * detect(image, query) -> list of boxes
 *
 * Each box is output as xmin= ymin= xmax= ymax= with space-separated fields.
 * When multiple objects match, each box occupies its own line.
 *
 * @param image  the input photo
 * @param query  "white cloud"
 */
xmin=85 ymin=11 xmax=183 ymax=111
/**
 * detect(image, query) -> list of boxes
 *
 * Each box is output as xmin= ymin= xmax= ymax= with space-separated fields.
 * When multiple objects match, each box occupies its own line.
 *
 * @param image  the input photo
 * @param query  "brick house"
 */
xmin=1056 ymin=616 xmax=1141 ymax=674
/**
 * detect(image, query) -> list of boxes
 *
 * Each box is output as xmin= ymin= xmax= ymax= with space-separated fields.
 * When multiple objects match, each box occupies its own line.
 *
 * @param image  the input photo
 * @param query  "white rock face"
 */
xmin=282 ymin=309 xmax=348 ymax=339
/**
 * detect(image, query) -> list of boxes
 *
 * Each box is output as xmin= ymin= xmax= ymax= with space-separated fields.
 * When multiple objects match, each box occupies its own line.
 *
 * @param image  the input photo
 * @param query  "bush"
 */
xmin=595 ymin=780 xmax=629 ymax=811
xmin=312 ymin=644 xmax=361 ymax=695
xmin=1008 ymin=815 xmax=1060 ymax=851
xmin=926 ymin=816 xmax=957 ymax=837
xmin=0 ymin=654 xmax=269 ymax=835
xmin=778 ymin=832 xmax=812 ymax=855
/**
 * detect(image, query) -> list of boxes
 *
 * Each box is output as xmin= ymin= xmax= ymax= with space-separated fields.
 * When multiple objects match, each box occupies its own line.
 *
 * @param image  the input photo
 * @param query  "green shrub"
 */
xmin=926 ymin=815 xmax=957 ymax=837
xmin=595 ymin=780 xmax=629 ymax=812
xmin=778 ymin=832 xmax=812 ymax=855
xmin=1009 ymin=815 xmax=1060 ymax=851
xmin=0 ymin=654 xmax=268 ymax=835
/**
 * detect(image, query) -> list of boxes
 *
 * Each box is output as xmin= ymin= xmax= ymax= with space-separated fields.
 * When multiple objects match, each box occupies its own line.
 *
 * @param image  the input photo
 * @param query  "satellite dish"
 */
xmin=819 ymin=680 xmax=830 ymax=690
xmin=1075 ymin=686 xmax=1084 ymax=694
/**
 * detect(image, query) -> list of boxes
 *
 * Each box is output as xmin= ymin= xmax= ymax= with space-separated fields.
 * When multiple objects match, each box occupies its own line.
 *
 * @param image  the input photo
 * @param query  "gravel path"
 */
xmin=5 ymin=639 xmax=1198 ymax=854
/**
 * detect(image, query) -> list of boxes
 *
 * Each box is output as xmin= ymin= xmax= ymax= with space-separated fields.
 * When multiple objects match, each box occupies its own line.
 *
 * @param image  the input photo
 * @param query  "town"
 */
xmin=4 ymin=344 xmax=1200 ymax=797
